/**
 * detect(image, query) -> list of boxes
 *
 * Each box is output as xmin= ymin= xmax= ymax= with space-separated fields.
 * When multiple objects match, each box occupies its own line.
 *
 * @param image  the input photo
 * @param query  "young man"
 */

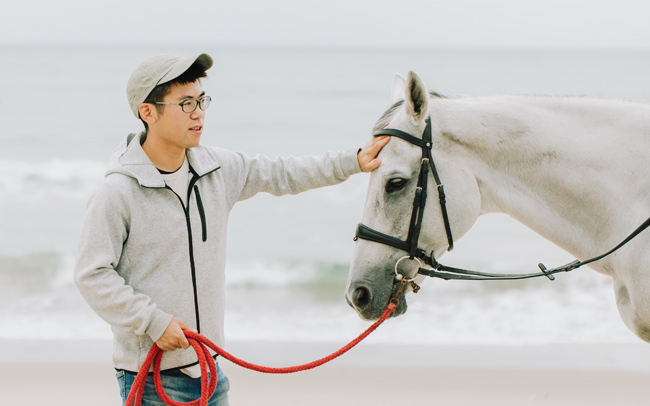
xmin=74 ymin=53 xmax=389 ymax=405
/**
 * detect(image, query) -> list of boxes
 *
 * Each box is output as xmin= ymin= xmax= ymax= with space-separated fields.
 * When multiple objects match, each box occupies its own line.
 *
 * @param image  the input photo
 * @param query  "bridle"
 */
xmin=354 ymin=116 xmax=650 ymax=284
xmin=354 ymin=116 xmax=453 ymax=279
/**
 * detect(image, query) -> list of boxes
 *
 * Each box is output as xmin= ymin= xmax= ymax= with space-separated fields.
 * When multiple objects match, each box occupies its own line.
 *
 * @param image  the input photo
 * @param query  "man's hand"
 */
xmin=156 ymin=317 xmax=194 ymax=351
xmin=357 ymin=136 xmax=390 ymax=172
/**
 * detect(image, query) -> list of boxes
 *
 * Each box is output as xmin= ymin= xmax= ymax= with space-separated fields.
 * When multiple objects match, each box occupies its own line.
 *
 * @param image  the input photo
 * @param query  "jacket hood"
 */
xmin=106 ymin=132 xmax=221 ymax=188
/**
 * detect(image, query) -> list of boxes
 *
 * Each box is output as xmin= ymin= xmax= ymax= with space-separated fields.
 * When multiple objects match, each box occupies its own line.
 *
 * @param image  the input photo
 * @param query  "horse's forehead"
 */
xmin=389 ymin=110 xmax=429 ymax=140
xmin=370 ymin=141 xmax=420 ymax=185
xmin=372 ymin=100 xmax=404 ymax=132
xmin=372 ymin=101 xmax=420 ymax=134
xmin=384 ymin=104 xmax=415 ymax=129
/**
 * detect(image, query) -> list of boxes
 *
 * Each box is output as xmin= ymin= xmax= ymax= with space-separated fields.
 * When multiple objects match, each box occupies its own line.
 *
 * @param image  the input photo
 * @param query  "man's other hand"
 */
xmin=358 ymin=136 xmax=390 ymax=172
xmin=156 ymin=317 xmax=194 ymax=351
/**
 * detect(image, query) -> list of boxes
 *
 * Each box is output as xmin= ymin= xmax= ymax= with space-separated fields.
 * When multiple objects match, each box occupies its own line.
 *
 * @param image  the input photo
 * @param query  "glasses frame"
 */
xmin=154 ymin=95 xmax=211 ymax=113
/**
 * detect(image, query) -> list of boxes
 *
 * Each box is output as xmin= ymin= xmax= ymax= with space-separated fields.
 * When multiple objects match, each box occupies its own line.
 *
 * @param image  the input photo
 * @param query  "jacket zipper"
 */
xmin=161 ymin=165 xmax=219 ymax=334
xmin=186 ymin=174 xmax=202 ymax=333
xmin=165 ymin=183 xmax=202 ymax=333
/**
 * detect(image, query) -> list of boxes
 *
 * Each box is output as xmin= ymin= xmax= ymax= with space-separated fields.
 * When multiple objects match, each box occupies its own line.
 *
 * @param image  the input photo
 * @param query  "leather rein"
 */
xmin=354 ymin=116 xmax=650 ymax=283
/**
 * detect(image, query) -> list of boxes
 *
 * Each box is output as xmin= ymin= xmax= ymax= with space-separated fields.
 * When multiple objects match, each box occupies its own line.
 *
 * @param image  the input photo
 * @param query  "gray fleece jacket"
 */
xmin=74 ymin=132 xmax=362 ymax=373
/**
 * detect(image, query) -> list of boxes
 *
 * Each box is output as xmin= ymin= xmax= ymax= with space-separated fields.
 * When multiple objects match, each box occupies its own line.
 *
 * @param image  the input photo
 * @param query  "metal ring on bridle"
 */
xmin=394 ymin=256 xmax=422 ymax=282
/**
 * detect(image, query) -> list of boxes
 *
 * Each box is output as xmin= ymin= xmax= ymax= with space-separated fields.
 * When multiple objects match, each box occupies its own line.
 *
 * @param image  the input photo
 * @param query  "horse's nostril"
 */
xmin=352 ymin=287 xmax=371 ymax=309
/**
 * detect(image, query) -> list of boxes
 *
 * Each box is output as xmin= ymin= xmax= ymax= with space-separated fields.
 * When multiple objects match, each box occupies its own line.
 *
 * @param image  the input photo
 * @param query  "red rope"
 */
xmin=125 ymin=302 xmax=397 ymax=406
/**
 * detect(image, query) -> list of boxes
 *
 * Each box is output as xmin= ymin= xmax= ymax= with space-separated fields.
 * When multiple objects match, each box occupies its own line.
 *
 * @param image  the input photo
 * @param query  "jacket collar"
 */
xmin=117 ymin=132 xmax=220 ymax=188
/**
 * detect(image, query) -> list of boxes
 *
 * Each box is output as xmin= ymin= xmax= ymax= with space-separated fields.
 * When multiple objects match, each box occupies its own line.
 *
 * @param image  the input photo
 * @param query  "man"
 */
xmin=74 ymin=53 xmax=389 ymax=405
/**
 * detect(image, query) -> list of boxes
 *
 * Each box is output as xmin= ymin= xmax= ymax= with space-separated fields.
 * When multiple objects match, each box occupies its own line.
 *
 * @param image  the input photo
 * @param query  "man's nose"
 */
xmin=190 ymin=106 xmax=205 ymax=120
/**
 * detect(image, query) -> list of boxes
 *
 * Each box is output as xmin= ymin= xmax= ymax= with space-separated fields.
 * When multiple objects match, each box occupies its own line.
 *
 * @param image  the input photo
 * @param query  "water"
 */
xmin=1 ymin=45 xmax=647 ymax=345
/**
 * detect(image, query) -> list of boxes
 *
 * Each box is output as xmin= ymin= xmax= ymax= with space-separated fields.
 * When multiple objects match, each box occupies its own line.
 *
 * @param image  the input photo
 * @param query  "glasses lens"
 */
xmin=181 ymin=99 xmax=198 ymax=113
xmin=199 ymin=96 xmax=211 ymax=111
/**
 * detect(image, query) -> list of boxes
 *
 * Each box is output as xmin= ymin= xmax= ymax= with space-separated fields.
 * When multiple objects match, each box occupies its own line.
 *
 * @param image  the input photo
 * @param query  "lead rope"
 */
xmin=125 ymin=281 xmax=407 ymax=406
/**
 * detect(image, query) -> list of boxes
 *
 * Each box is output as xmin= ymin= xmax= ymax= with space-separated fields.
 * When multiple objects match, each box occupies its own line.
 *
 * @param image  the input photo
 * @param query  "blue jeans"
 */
xmin=116 ymin=362 xmax=230 ymax=406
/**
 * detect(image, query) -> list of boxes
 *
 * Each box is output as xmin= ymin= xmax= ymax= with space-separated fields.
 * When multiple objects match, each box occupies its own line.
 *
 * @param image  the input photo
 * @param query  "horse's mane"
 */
xmin=372 ymin=92 xmax=650 ymax=132
xmin=526 ymin=94 xmax=650 ymax=107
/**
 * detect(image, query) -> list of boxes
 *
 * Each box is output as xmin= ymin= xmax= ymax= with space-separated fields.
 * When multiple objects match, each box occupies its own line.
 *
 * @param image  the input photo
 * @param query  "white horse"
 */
xmin=345 ymin=71 xmax=650 ymax=343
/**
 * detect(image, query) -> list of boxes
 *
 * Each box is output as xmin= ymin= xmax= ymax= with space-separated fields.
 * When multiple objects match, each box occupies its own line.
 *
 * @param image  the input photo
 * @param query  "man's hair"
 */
xmin=141 ymin=62 xmax=208 ymax=130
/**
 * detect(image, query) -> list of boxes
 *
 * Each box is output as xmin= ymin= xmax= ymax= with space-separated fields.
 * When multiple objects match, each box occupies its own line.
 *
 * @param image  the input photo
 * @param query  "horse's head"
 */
xmin=345 ymin=71 xmax=482 ymax=320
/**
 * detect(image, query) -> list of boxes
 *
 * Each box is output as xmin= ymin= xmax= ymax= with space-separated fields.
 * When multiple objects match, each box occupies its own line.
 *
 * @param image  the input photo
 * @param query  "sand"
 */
xmin=2 ymin=340 xmax=650 ymax=405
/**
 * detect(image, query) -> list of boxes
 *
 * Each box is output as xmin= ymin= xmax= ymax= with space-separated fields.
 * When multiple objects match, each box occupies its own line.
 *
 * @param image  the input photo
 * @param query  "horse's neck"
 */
xmin=440 ymin=95 xmax=650 ymax=266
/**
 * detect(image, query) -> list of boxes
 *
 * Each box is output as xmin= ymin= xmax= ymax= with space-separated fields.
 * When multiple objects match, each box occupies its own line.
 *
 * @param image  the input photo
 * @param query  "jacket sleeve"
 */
xmin=219 ymin=147 xmax=362 ymax=206
xmin=73 ymin=180 xmax=172 ymax=342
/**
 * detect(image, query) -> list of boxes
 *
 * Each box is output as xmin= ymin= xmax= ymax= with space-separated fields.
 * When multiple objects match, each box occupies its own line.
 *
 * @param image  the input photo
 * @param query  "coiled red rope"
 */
xmin=125 ymin=302 xmax=398 ymax=406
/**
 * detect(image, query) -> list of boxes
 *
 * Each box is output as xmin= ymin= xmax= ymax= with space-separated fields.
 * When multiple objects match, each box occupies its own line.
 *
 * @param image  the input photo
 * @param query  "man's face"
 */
xmin=153 ymin=80 xmax=205 ymax=150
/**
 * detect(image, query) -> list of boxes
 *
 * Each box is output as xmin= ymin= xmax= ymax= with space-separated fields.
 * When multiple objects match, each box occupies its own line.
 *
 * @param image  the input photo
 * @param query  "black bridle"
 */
xmin=355 ymin=117 xmax=453 ymax=265
xmin=354 ymin=116 xmax=650 ymax=282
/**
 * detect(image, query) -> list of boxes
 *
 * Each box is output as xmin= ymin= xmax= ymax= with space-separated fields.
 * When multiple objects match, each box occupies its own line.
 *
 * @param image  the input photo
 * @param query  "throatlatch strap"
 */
xmin=428 ymin=149 xmax=454 ymax=252
xmin=421 ymin=117 xmax=454 ymax=252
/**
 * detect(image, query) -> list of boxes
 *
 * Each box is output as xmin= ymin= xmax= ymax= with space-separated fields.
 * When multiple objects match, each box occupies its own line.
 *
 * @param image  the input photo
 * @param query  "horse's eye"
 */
xmin=386 ymin=178 xmax=407 ymax=193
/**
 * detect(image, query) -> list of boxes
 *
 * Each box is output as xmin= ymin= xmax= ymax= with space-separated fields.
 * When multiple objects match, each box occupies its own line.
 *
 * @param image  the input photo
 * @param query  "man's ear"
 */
xmin=139 ymin=103 xmax=158 ymax=125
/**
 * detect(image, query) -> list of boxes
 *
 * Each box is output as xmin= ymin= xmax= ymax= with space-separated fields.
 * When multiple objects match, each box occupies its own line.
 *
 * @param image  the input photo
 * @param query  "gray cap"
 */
xmin=126 ymin=53 xmax=213 ymax=118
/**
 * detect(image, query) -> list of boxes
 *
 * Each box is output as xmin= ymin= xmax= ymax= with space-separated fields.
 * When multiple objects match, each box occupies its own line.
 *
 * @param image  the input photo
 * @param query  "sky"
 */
xmin=2 ymin=0 xmax=650 ymax=49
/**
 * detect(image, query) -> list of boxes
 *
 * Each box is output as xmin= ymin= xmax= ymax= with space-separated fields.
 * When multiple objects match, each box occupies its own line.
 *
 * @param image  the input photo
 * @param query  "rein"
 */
xmin=355 ymin=116 xmax=650 ymax=282
xmin=125 ymin=287 xmax=405 ymax=406
xmin=419 ymin=215 xmax=650 ymax=281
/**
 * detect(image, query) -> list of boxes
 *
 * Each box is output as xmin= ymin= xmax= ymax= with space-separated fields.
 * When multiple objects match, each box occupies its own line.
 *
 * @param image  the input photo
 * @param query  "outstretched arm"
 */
xmin=357 ymin=136 xmax=390 ymax=172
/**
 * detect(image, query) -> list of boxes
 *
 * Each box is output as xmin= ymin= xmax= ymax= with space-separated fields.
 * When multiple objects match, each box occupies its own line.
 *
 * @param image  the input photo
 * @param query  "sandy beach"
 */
xmin=3 ymin=339 xmax=650 ymax=405
xmin=4 ymin=363 xmax=650 ymax=406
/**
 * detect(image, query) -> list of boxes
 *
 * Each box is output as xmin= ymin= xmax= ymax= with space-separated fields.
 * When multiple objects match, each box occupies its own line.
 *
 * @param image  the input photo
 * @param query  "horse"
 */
xmin=345 ymin=71 xmax=650 ymax=344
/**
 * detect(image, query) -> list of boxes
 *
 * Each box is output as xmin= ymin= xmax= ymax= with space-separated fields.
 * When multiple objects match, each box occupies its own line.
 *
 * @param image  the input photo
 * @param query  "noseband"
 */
xmin=354 ymin=116 xmax=650 ymax=282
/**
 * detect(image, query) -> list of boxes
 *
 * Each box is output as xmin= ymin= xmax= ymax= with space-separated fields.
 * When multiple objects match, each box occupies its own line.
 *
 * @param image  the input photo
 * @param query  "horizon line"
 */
xmin=2 ymin=42 xmax=650 ymax=53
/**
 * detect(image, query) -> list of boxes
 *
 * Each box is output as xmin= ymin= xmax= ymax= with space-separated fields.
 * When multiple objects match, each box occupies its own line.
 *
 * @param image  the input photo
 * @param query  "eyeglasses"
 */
xmin=155 ymin=95 xmax=211 ymax=113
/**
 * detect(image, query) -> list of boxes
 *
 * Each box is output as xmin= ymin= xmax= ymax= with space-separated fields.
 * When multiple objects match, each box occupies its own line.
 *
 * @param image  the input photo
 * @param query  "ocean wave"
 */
xmin=0 ymin=250 xmax=636 ymax=345
xmin=0 ymin=159 xmax=105 ymax=198
xmin=0 ymin=251 xmax=349 ymax=291
xmin=225 ymin=260 xmax=349 ymax=289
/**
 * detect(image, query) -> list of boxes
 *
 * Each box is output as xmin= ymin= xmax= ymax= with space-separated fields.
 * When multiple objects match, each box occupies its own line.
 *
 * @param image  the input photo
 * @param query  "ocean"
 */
xmin=1 ymin=45 xmax=648 ymax=347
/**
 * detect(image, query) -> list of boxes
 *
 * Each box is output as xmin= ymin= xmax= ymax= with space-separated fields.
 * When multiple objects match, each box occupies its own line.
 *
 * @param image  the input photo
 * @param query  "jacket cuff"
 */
xmin=342 ymin=147 xmax=363 ymax=176
xmin=145 ymin=309 xmax=174 ymax=343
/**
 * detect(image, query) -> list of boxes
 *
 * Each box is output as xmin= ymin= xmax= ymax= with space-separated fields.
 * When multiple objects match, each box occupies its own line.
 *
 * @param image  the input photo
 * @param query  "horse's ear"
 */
xmin=405 ymin=71 xmax=429 ymax=122
xmin=391 ymin=73 xmax=406 ymax=103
